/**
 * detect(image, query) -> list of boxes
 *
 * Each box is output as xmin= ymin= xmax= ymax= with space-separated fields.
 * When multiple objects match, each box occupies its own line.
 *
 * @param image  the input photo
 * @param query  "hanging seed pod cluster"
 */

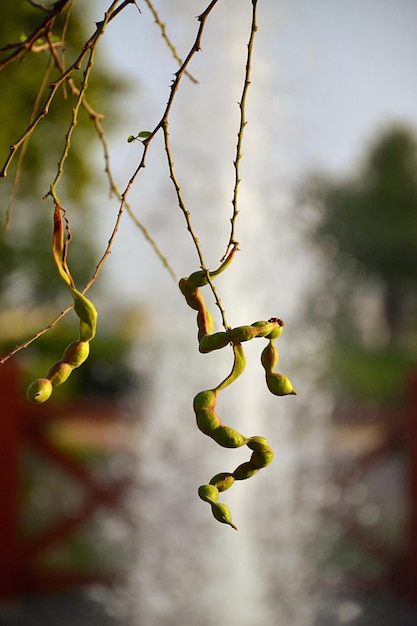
xmin=179 ymin=246 xmax=297 ymax=530
xmin=26 ymin=205 xmax=97 ymax=404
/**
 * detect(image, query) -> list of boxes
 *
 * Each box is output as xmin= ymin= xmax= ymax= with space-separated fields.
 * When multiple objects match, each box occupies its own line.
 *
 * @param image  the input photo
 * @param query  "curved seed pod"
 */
xmin=179 ymin=278 xmax=205 ymax=311
xmin=46 ymin=361 xmax=73 ymax=386
xmin=211 ymin=500 xmax=238 ymax=531
xmin=229 ymin=322 xmax=265 ymax=343
xmin=229 ymin=325 xmax=259 ymax=343
xmin=197 ymin=309 xmax=214 ymax=340
xmin=198 ymin=485 xmax=238 ymax=530
xmin=27 ymin=339 xmax=91 ymax=404
xmin=260 ymin=340 xmax=279 ymax=371
xmin=196 ymin=408 xmax=221 ymax=436
xmin=62 ymin=340 xmax=90 ymax=368
xmin=180 ymin=246 xmax=238 ymax=352
xmin=181 ymin=245 xmax=238 ymax=291
xmin=53 ymin=204 xmax=98 ymax=343
xmin=232 ymin=437 xmax=274 ymax=480
xmin=247 ymin=435 xmax=271 ymax=451
xmin=193 ymin=389 xmax=216 ymax=412
xmin=251 ymin=318 xmax=283 ymax=337
xmin=210 ymin=473 xmax=235 ymax=492
xmin=261 ymin=340 xmax=297 ymax=396
xmin=28 ymin=205 xmax=98 ymax=404
xmin=199 ymin=318 xmax=283 ymax=353
xmin=228 ymin=319 xmax=282 ymax=344
xmin=210 ymin=426 xmax=248 ymax=449
xmin=250 ymin=448 xmax=275 ymax=469
xmin=199 ymin=331 xmax=229 ymax=354
xmin=26 ymin=378 xmax=53 ymax=404
xmin=194 ymin=346 xmax=247 ymax=447
xmin=182 ymin=270 xmax=209 ymax=290
xmin=52 ymin=204 xmax=73 ymax=288
xmin=199 ymin=431 xmax=275 ymax=526
xmin=266 ymin=317 xmax=285 ymax=339
xmin=265 ymin=371 xmax=297 ymax=396
xmin=232 ymin=461 xmax=260 ymax=481
xmin=215 ymin=343 xmax=246 ymax=392
xmin=178 ymin=276 xmax=195 ymax=298
xmin=71 ymin=289 xmax=97 ymax=342
xmin=198 ymin=484 xmax=219 ymax=503
xmin=182 ymin=250 xmax=296 ymax=528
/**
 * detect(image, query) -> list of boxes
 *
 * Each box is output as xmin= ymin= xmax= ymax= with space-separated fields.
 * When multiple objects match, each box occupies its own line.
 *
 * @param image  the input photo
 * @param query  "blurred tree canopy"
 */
xmin=0 ymin=1 xmax=125 ymax=307
xmin=304 ymin=125 xmax=417 ymax=407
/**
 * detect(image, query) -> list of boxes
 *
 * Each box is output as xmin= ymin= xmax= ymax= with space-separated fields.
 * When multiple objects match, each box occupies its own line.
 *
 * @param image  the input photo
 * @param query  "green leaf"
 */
xmin=138 ymin=131 xmax=151 ymax=139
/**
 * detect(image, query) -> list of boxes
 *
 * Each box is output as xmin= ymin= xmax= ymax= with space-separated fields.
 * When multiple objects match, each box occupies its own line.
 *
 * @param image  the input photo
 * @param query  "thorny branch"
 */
xmin=225 ymin=0 xmax=258 ymax=259
xmin=0 ymin=0 xmax=257 ymax=363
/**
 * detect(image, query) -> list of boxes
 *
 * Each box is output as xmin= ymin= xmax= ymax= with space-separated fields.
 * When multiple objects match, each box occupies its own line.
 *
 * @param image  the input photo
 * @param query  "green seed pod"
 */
xmin=210 ymin=501 xmax=238 ymax=530
xmin=215 ymin=343 xmax=246 ymax=392
xmin=232 ymin=461 xmax=260 ymax=481
xmin=182 ymin=246 xmax=238 ymax=292
xmin=178 ymin=277 xmax=196 ymax=299
xmin=198 ymin=484 xmax=219 ymax=503
xmin=197 ymin=309 xmax=214 ymax=340
xmin=27 ymin=378 xmax=53 ymax=404
xmin=229 ymin=325 xmax=259 ymax=343
xmin=193 ymin=389 xmax=216 ymax=412
xmin=62 ymin=340 xmax=90 ymax=368
xmin=199 ymin=331 xmax=229 ymax=354
xmin=265 ymin=317 xmax=285 ymax=339
xmin=32 ymin=204 xmax=98 ymax=406
xmin=211 ymin=426 xmax=247 ymax=449
xmin=261 ymin=341 xmax=279 ymax=371
xmin=71 ymin=289 xmax=98 ymax=342
xmin=247 ymin=436 xmax=271 ymax=452
xmin=210 ymin=472 xmax=235 ymax=492
xmin=228 ymin=320 xmax=281 ymax=344
xmin=196 ymin=409 xmax=221 ymax=436
xmin=251 ymin=319 xmax=281 ymax=338
xmin=46 ymin=361 xmax=73 ymax=386
xmin=179 ymin=278 xmax=205 ymax=312
xmin=250 ymin=448 xmax=274 ymax=469
xmin=266 ymin=371 xmax=297 ymax=396
xmin=184 ymin=269 xmax=209 ymax=289
xmin=178 ymin=278 xmax=195 ymax=303
xmin=261 ymin=339 xmax=297 ymax=395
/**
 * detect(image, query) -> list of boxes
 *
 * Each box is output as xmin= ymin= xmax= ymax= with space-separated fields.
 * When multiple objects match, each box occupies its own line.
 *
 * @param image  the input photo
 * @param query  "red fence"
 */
xmin=0 ymin=359 xmax=136 ymax=600
xmin=3 ymin=358 xmax=417 ymax=602
xmin=324 ymin=370 xmax=417 ymax=602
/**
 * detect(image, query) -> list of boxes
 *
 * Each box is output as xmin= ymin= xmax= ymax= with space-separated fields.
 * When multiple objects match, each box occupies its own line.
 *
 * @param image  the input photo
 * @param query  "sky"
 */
xmin=267 ymin=0 xmax=417 ymax=176
xmin=104 ymin=0 xmax=417 ymax=175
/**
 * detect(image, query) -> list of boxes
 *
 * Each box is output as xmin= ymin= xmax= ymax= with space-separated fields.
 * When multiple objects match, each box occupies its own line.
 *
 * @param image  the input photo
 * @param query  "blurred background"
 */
xmin=1 ymin=1 xmax=417 ymax=624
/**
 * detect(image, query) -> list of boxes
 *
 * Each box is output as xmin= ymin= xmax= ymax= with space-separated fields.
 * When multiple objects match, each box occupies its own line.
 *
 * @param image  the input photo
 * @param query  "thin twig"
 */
xmin=88 ymin=109 xmax=177 ymax=284
xmin=0 ymin=0 xmax=124 ymax=179
xmin=126 ymin=204 xmax=177 ymax=282
xmin=162 ymin=121 xmax=230 ymax=330
xmin=224 ymin=0 xmax=258 ymax=260
xmin=48 ymin=17 xmax=102 ymax=199
xmin=0 ymin=0 xmax=71 ymax=69
xmin=142 ymin=0 xmax=198 ymax=84
xmin=0 ymin=304 xmax=75 ymax=365
xmin=87 ymin=0 xmax=220 ymax=287
xmin=5 ymin=56 xmax=54 ymax=229
xmin=0 ymin=0 xmax=219 ymax=364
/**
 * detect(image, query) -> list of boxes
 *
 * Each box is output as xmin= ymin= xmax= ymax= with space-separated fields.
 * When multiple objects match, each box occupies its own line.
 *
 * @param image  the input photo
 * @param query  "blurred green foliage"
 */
xmin=330 ymin=342 xmax=413 ymax=406
xmin=0 ymin=1 xmax=126 ymax=304
xmin=305 ymin=125 xmax=417 ymax=406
